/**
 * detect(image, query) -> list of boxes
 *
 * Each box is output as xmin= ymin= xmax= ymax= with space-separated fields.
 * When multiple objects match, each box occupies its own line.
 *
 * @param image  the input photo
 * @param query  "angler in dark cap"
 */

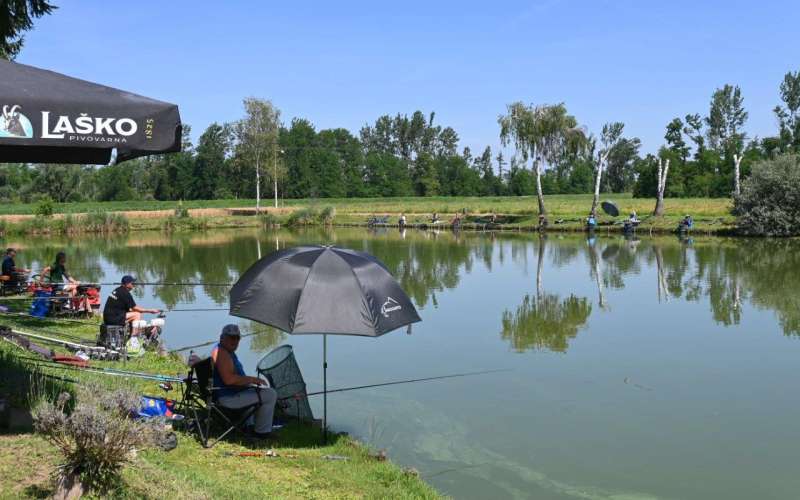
xmin=1 ymin=248 xmax=30 ymax=292
xmin=212 ymin=324 xmax=278 ymax=438
xmin=102 ymin=275 xmax=161 ymax=327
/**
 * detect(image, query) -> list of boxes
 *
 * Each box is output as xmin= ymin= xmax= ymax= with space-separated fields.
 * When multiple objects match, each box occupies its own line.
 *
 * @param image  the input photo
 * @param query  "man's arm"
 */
xmin=212 ymin=348 xmax=265 ymax=387
xmin=132 ymin=305 xmax=160 ymax=314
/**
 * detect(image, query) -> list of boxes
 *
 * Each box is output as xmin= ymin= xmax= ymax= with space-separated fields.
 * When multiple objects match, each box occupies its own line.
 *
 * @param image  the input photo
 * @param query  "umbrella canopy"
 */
xmin=230 ymin=245 xmax=421 ymax=441
xmin=0 ymin=60 xmax=181 ymax=164
xmin=601 ymin=200 xmax=620 ymax=217
xmin=229 ymin=245 xmax=421 ymax=336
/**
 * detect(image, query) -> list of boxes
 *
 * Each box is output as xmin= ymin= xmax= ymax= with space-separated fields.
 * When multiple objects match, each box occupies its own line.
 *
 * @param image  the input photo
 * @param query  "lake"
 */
xmin=6 ymin=227 xmax=800 ymax=499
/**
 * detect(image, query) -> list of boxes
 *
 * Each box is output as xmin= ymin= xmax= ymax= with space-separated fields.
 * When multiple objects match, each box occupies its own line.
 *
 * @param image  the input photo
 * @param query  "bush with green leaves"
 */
xmin=32 ymin=383 xmax=168 ymax=496
xmin=34 ymin=196 xmax=55 ymax=218
xmin=318 ymin=206 xmax=336 ymax=225
xmin=732 ymin=154 xmax=800 ymax=236
xmin=287 ymin=207 xmax=319 ymax=227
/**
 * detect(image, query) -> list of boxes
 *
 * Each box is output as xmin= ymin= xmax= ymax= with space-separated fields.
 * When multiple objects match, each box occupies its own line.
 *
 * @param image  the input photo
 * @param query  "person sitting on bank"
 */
xmin=102 ymin=275 xmax=160 ymax=327
xmin=629 ymin=211 xmax=639 ymax=223
xmin=586 ymin=213 xmax=597 ymax=228
xmin=212 ymin=324 xmax=279 ymax=438
xmin=1 ymin=247 xmax=30 ymax=290
xmin=399 ymin=213 xmax=407 ymax=229
xmin=41 ymin=251 xmax=79 ymax=295
xmin=678 ymin=214 xmax=693 ymax=231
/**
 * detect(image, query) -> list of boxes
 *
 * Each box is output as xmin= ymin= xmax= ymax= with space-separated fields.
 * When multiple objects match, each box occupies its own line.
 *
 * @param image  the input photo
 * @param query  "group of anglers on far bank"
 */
xmin=371 ymin=203 xmax=696 ymax=235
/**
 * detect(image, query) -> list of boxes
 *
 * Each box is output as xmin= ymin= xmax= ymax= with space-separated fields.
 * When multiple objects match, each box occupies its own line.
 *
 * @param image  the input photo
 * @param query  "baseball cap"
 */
xmin=221 ymin=324 xmax=241 ymax=337
xmin=121 ymin=275 xmax=137 ymax=285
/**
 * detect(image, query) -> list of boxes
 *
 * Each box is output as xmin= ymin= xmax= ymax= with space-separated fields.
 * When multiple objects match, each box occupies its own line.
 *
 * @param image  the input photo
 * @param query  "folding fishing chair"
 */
xmin=179 ymin=357 xmax=264 ymax=448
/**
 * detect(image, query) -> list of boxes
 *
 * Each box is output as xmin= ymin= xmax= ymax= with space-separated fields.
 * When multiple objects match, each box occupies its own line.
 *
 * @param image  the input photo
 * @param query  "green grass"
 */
xmin=0 ymin=194 xmax=736 ymax=234
xmin=0 ymin=314 xmax=440 ymax=499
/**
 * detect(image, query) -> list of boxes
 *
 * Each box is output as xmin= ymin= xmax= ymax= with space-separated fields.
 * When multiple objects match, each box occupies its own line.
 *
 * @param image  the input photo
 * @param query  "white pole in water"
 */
xmin=323 ymin=333 xmax=328 ymax=443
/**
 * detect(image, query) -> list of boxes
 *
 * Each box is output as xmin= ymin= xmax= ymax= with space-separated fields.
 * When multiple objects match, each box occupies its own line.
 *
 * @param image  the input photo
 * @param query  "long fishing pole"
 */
xmin=293 ymin=369 xmax=511 ymax=398
xmin=169 ymin=328 xmax=272 ymax=353
xmin=10 ymin=328 xmax=107 ymax=353
xmin=19 ymin=357 xmax=182 ymax=383
xmin=8 ymin=281 xmax=234 ymax=288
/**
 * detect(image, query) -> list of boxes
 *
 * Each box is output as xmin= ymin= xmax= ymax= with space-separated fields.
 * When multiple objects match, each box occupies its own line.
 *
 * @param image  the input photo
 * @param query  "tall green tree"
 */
xmin=0 ymin=0 xmax=55 ymax=59
xmin=193 ymin=123 xmax=231 ymax=199
xmin=235 ymin=98 xmax=281 ymax=209
xmin=499 ymin=102 xmax=581 ymax=215
xmin=774 ymin=71 xmax=800 ymax=153
xmin=707 ymin=85 xmax=748 ymax=194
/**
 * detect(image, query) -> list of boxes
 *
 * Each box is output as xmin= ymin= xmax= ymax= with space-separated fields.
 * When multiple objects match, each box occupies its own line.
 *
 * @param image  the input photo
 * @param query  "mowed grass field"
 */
xmin=1 ymin=194 xmax=732 ymax=218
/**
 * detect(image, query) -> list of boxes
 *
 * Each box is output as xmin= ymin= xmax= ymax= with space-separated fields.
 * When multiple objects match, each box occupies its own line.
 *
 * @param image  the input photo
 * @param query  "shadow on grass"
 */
xmin=23 ymin=483 xmax=52 ymax=499
xmin=0 ymin=345 xmax=73 ymax=434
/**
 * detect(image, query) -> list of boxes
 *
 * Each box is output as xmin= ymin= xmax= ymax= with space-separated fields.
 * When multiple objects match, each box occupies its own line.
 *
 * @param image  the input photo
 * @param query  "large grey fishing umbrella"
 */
xmin=229 ymin=245 xmax=422 ymax=437
xmin=601 ymin=200 xmax=620 ymax=217
xmin=0 ymin=59 xmax=181 ymax=164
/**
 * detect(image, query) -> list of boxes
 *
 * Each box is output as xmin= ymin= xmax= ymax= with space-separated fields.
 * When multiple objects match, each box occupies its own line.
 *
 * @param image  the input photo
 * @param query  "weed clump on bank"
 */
xmin=32 ymin=383 xmax=169 ymax=498
xmin=287 ymin=207 xmax=319 ymax=226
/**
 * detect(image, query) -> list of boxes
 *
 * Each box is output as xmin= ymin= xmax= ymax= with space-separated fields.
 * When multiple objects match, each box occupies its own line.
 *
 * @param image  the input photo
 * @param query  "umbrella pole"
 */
xmin=323 ymin=333 xmax=327 ymax=444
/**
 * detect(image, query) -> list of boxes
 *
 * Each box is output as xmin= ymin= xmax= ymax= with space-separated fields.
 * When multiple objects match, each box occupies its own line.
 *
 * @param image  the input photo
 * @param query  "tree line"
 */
xmin=1 ymin=71 xmax=799 ymax=206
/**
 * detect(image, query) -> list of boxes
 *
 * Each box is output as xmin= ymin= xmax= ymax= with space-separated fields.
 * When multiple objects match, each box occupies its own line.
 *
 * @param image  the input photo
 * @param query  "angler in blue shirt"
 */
xmin=211 ymin=324 xmax=278 ymax=437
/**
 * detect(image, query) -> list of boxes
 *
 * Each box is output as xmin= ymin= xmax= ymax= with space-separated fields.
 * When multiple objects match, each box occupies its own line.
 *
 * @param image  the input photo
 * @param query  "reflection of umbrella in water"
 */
xmin=0 ymin=59 xmax=181 ymax=164
xmin=229 ymin=245 xmax=421 ymax=438
xmin=601 ymin=200 xmax=620 ymax=217
xmin=601 ymin=244 xmax=620 ymax=261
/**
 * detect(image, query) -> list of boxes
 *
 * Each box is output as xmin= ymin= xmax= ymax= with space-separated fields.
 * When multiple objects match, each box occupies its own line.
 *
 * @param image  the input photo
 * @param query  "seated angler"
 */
xmin=212 ymin=324 xmax=279 ymax=438
xmin=102 ymin=275 xmax=161 ymax=328
xmin=41 ymin=251 xmax=79 ymax=296
xmin=1 ymin=247 xmax=30 ymax=292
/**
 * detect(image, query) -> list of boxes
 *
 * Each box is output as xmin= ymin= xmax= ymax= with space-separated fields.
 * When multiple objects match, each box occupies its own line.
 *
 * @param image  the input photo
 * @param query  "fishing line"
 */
xmin=167 ymin=307 xmax=230 ymax=312
xmin=169 ymin=329 xmax=273 ymax=353
xmin=9 ymin=281 xmax=234 ymax=287
xmin=295 ymin=369 xmax=512 ymax=398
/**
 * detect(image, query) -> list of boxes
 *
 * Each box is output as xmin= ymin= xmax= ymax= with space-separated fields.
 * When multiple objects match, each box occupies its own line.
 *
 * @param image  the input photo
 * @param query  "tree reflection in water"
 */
xmin=500 ymin=294 xmax=592 ymax=353
xmin=6 ymin=228 xmax=800 ymax=340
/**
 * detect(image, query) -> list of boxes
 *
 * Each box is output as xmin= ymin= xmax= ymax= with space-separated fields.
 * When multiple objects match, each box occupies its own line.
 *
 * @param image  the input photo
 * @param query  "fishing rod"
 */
xmin=169 ymin=328 xmax=273 ymax=353
xmin=289 ymin=369 xmax=512 ymax=399
xmin=11 ymin=281 xmax=234 ymax=288
xmin=0 ymin=309 xmax=100 ymax=327
xmin=9 ymin=328 xmax=110 ymax=353
xmin=19 ymin=357 xmax=182 ymax=383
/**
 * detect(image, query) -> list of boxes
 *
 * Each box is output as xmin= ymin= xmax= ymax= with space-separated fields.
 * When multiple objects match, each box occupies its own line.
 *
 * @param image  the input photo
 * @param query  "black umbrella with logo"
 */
xmin=229 ymin=245 xmax=421 ymax=438
xmin=0 ymin=59 xmax=181 ymax=164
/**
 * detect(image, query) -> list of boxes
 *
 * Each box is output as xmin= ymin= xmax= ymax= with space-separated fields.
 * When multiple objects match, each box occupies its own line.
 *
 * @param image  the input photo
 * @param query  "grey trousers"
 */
xmin=217 ymin=387 xmax=278 ymax=433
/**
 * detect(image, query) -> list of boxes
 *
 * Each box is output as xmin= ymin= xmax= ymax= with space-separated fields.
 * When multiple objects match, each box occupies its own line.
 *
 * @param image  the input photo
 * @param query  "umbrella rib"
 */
xmin=291 ymin=248 xmax=327 ymax=333
xmin=334 ymin=251 xmax=379 ymax=332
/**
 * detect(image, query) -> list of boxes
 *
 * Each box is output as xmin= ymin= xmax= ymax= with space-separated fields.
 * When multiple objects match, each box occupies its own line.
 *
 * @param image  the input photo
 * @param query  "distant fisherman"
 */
xmin=1 ymin=248 xmax=30 ymax=291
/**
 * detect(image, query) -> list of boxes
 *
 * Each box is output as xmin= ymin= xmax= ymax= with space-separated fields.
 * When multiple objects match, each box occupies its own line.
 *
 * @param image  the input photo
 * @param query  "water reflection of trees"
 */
xmin=8 ymin=229 xmax=800 ymax=339
xmin=501 ymin=294 xmax=592 ymax=352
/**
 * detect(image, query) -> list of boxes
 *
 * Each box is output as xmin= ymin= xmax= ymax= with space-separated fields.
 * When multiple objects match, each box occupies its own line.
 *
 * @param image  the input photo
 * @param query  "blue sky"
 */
xmin=16 ymin=0 xmax=800 ymax=157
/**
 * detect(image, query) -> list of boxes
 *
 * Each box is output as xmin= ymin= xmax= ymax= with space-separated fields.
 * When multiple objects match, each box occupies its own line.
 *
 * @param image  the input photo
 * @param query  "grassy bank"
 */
xmin=0 ymin=314 xmax=439 ymax=499
xmin=0 ymin=194 xmax=736 ymax=235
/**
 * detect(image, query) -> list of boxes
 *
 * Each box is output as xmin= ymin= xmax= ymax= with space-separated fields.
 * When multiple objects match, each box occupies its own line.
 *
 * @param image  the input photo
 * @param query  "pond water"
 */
xmin=6 ymin=228 xmax=800 ymax=499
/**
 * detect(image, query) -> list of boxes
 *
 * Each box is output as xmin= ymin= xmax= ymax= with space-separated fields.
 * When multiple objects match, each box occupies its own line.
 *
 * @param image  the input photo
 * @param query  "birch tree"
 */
xmin=236 ymin=98 xmax=281 ymax=210
xmin=707 ymin=85 xmax=748 ymax=195
xmin=499 ymin=102 xmax=582 ymax=216
xmin=653 ymin=154 xmax=670 ymax=216
xmin=590 ymin=122 xmax=624 ymax=217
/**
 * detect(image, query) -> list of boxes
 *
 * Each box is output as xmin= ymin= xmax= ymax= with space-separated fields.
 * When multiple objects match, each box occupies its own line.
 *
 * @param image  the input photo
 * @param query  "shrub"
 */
xmin=174 ymin=201 xmax=189 ymax=219
xmin=84 ymin=210 xmax=129 ymax=233
xmin=287 ymin=208 xmax=319 ymax=227
xmin=318 ymin=206 xmax=336 ymax=225
xmin=732 ymin=154 xmax=800 ymax=236
xmin=35 ymin=196 xmax=55 ymax=218
xmin=260 ymin=212 xmax=279 ymax=228
xmin=32 ymin=384 xmax=169 ymax=497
